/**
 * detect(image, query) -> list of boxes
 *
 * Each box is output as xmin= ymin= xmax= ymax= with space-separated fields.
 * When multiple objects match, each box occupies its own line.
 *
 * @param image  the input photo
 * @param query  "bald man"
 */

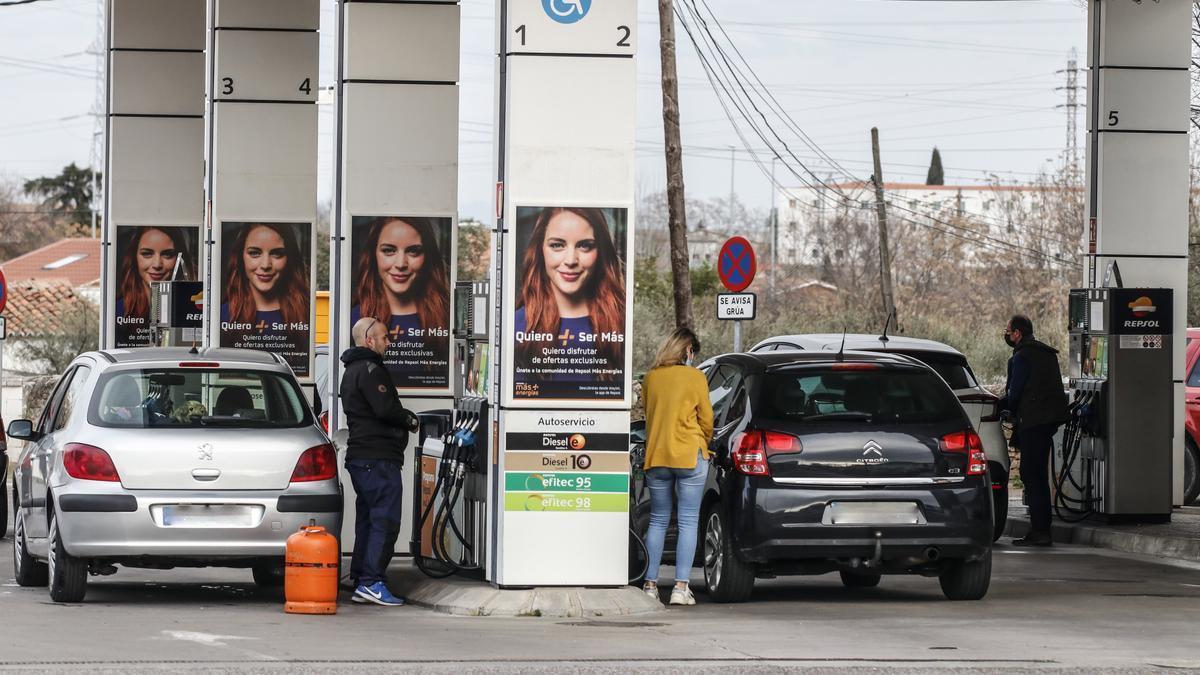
xmin=340 ymin=316 xmax=418 ymax=606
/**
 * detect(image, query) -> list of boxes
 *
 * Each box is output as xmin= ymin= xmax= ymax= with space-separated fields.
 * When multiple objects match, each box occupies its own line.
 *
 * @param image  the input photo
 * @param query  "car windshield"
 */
xmin=760 ymin=366 xmax=963 ymax=425
xmin=892 ymin=351 xmax=978 ymax=390
xmin=88 ymin=368 xmax=311 ymax=429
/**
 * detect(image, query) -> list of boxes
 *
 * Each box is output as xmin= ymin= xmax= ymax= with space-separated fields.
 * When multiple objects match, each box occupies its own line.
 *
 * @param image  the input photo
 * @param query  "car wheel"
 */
xmin=939 ymin=548 xmax=992 ymax=601
xmin=12 ymin=503 xmax=48 ymax=587
xmin=992 ymin=483 xmax=1009 ymax=542
xmin=839 ymin=570 xmax=882 ymax=588
xmin=702 ymin=507 xmax=754 ymax=603
xmin=252 ymin=559 xmax=285 ymax=588
xmin=47 ymin=510 xmax=87 ymax=603
xmin=1184 ymin=440 xmax=1200 ymax=506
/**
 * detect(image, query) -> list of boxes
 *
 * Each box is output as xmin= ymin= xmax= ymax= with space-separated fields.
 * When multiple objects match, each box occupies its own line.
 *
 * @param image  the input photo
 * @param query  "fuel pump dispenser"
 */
xmin=1063 ymin=287 xmax=1174 ymax=522
xmin=411 ymin=282 xmax=491 ymax=578
xmin=149 ymin=280 xmax=205 ymax=347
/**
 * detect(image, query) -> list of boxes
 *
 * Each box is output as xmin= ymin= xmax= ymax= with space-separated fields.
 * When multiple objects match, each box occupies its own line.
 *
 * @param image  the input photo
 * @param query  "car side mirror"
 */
xmin=7 ymin=419 xmax=37 ymax=441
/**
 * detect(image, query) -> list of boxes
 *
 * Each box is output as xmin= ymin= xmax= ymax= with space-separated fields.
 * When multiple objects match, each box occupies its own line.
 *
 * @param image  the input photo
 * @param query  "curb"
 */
xmin=1006 ymin=512 xmax=1200 ymax=564
xmin=389 ymin=564 xmax=666 ymax=618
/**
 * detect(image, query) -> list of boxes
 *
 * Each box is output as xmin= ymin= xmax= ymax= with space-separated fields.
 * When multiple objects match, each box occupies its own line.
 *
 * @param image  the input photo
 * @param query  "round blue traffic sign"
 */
xmin=718 ymin=236 xmax=756 ymax=293
xmin=542 ymin=0 xmax=590 ymax=24
xmin=0 ymin=266 xmax=7 ymax=315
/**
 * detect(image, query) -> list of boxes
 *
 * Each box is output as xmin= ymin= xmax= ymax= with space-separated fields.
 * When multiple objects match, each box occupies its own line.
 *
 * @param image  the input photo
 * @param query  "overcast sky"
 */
xmin=0 ymin=0 xmax=1086 ymax=224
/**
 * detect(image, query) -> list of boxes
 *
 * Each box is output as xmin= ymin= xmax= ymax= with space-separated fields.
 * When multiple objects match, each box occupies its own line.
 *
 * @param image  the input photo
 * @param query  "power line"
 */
xmin=671 ymin=1 xmax=1075 ymax=269
xmin=0 ymin=0 xmax=51 ymax=5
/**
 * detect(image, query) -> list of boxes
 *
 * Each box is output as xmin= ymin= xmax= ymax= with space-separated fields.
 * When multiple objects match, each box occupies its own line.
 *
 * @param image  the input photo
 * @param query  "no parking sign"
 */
xmin=718 ymin=236 xmax=756 ymax=293
xmin=0 ymin=267 xmax=7 ymax=315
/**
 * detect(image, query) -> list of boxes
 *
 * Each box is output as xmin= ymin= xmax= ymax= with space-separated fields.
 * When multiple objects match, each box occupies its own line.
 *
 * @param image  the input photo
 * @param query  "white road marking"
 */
xmin=161 ymin=631 xmax=257 ymax=647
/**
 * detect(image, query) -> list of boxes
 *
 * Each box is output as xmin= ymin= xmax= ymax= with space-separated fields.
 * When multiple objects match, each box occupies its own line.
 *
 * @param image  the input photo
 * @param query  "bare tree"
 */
xmin=14 ymin=300 xmax=100 ymax=376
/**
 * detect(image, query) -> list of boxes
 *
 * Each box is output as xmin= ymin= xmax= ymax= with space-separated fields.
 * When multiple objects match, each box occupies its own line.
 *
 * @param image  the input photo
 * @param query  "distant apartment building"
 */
xmin=774 ymin=182 xmax=1051 ymax=266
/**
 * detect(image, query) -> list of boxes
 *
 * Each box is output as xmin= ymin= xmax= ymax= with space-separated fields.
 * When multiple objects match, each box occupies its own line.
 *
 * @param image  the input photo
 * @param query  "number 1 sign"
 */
xmin=506 ymin=0 xmax=636 ymax=56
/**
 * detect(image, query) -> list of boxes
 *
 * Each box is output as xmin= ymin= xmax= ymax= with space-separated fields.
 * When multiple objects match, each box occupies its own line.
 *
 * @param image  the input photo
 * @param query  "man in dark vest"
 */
xmin=1000 ymin=314 xmax=1069 ymax=547
xmin=340 ymin=317 xmax=418 ymax=605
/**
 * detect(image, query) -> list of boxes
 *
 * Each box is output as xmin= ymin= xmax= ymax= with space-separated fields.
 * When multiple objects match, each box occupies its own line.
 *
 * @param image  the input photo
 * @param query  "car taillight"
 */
xmin=940 ymin=431 xmax=987 ymax=476
xmin=63 ymin=443 xmax=121 ymax=482
xmin=731 ymin=430 xmax=802 ymax=476
xmin=959 ymin=392 xmax=1001 ymax=423
xmin=318 ymin=411 xmax=329 ymax=433
xmin=291 ymin=444 xmax=336 ymax=482
xmin=830 ymin=362 xmax=881 ymax=371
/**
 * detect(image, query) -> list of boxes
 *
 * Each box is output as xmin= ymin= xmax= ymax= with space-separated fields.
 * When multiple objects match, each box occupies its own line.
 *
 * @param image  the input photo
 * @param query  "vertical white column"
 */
xmin=205 ymin=0 xmax=320 ymax=378
xmin=333 ymin=0 xmax=461 ymax=551
xmin=103 ymin=0 xmax=206 ymax=349
xmin=1086 ymin=0 xmax=1191 ymax=504
xmin=491 ymin=0 xmax=637 ymax=586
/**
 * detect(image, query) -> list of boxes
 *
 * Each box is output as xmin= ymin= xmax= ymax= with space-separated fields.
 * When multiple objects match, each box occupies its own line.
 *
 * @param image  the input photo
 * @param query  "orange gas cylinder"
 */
xmin=284 ymin=524 xmax=339 ymax=615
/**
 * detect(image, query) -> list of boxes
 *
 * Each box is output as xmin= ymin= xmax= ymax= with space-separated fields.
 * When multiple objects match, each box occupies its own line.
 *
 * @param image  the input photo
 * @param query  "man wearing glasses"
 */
xmin=1000 ymin=315 xmax=1069 ymax=547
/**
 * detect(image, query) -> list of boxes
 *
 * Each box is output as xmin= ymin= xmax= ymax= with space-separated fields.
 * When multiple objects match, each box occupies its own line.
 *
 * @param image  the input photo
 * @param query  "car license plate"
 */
xmin=822 ymin=501 xmax=926 ymax=525
xmin=158 ymin=504 xmax=261 ymax=528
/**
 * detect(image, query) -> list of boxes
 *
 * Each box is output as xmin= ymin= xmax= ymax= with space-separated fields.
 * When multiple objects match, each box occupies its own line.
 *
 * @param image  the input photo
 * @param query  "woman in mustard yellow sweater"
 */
xmin=641 ymin=327 xmax=714 ymax=605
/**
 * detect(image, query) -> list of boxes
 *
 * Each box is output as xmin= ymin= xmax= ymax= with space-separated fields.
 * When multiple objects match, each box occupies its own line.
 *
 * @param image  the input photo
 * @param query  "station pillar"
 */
xmin=1085 ymin=0 xmax=1192 ymax=504
xmin=488 ymin=0 xmax=638 ymax=586
xmin=102 ymin=0 xmax=206 ymax=350
xmin=202 ymin=0 xmax=320 ymax=378
xmin=331 ymin=0 xmax=461 ymax=549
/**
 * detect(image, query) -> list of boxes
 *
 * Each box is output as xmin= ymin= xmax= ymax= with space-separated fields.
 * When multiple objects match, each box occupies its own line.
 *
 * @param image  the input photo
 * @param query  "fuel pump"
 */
xmin=411 ymin=282 xmax=491 ymax=578
xmin=1064 ymin=286 xmax=1174 ymax=522
xmin=149 ymin=280 xmax=205 ymax=347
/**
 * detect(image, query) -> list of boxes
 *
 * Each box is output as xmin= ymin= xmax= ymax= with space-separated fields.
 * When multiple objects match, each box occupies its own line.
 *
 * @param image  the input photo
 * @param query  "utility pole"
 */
xmin=658 ymin=0 xmax=693 ymax=329
xmin=870 ymin=127 xmax=898 ymax=327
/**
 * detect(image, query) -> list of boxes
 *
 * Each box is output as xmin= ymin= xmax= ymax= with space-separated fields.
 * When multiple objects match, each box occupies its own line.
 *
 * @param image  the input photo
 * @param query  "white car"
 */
xmin=6 ymin=347 xmax=341 ymax=603
xmin=749 ymin=334 xmax=1010 ymax=541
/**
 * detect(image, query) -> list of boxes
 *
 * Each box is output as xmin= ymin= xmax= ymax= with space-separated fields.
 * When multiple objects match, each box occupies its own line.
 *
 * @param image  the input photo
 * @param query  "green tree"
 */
xmin=926 ymin=147 xmax=945 ymax=186
xmin=457 ymin=220 xmax=492 ymax=282
xmin=22 ymin=162 xmax=100 ymax=229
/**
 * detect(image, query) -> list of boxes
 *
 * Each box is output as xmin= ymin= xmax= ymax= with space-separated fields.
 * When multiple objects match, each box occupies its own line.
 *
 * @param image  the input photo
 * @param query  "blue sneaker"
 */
xmin=354 ymin=582 xmax=405 ymax=606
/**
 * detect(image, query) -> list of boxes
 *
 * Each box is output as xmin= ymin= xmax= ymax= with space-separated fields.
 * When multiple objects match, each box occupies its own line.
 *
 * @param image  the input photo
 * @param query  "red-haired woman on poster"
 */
xmin=220 ymin=223 xmax=310 ymax=373
xmin=514 ymin=207 xmax=625 ymax=398
xmin=115 ymin=226 xmax=193 ymax=347
xmin=351 ymin=216 xmax=451 ymax=387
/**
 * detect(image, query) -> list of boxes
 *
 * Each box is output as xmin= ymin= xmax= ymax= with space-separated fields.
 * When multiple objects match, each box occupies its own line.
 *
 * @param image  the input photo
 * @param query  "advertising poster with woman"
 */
xmin=512 ymin=206 xmax=628 ymax=401
xmin=114 ymin=225 xmax=200 ymax=348
xmin=219 ymin=222 xmax=313 ymax=377
xmin=350 ymin=215 xmax=453 ymax=389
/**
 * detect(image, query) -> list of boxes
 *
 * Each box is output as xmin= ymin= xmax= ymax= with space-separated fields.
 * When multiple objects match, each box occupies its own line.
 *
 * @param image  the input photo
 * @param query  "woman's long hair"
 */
xmin=517 ymin=208 xmax=625 ymax=370
xmin=118 ymin=226 xmax=193 ymax=320
xmin=354 ymin=217 xmax=450 ymax=331
xmin=224 ymin=222 xmax=310 ymax=325
xmin=652 ymin=327 xmax=701 ymax=370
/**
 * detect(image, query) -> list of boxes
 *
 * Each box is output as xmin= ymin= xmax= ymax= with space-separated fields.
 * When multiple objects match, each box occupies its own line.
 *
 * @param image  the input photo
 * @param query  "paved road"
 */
xmin=1 ymin=531 xmax=1198 ymax=673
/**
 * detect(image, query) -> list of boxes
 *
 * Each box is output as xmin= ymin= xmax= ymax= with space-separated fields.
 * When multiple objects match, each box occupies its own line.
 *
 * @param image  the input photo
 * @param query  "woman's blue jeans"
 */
xmin=644 ymin=453 xmax=709 ymax=584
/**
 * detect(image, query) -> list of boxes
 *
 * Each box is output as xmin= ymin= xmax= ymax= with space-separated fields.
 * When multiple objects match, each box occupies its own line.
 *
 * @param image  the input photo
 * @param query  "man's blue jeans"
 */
xmin=644 ymin=453 xmax=709 ymax=584
xmin=346 ymin=458 xmax=404 ymax=587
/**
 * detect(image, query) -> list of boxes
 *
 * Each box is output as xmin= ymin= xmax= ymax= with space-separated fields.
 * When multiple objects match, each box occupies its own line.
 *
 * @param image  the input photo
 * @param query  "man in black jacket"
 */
xmin=341 ymin=317 xmax=418 ymax=606
xmin=1000 ymin=314 xmax=1068 ymax=547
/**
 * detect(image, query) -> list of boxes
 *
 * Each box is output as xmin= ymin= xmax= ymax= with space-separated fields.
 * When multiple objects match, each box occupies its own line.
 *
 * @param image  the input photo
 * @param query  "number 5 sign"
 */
xmin=507 ymin=0 xmax=636 ymax=56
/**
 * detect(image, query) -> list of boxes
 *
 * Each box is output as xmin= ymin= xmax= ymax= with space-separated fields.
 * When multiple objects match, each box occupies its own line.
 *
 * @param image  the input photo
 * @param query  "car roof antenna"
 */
xmin=879 ymin=309 xmax=895 ymax=345
xmin=189 ymin=338 xmax=199 ymax=355
xmin=835 ymin=330 xmax=847 ymax=362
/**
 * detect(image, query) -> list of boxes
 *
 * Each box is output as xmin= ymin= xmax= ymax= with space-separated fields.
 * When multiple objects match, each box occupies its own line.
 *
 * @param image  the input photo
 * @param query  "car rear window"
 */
xmin=892 ymin=352 xmax=978 ymax=390
xmin=760 ymin=366 xmax=964 ymax=425
xmin=88 ymin=368 xmax=312 ymax=429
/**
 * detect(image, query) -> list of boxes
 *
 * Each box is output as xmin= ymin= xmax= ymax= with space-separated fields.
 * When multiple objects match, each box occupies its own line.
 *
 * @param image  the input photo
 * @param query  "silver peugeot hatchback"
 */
xmin=6 ymin=347 xmax=341 ymax=603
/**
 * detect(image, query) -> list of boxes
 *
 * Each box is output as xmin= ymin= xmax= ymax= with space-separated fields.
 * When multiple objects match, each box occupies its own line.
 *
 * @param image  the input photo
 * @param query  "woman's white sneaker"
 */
xmin=669 ymin=587 xmax=695 ymax=606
